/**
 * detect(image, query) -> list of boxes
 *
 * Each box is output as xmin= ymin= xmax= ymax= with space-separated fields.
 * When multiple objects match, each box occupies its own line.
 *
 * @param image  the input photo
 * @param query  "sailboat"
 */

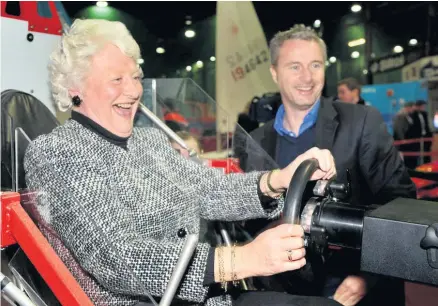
xmin=215 ymin=1 xmax=278 ymax=134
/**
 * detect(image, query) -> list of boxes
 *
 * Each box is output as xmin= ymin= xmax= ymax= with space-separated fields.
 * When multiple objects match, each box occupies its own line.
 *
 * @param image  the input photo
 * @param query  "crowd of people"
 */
xmin=393 ymin=100 xmax=433 ymax=168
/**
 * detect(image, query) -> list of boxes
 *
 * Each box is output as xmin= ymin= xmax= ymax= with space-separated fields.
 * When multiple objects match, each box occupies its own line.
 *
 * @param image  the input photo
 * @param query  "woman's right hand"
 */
xmin=237 ymin=223 xmax=306 ymax=278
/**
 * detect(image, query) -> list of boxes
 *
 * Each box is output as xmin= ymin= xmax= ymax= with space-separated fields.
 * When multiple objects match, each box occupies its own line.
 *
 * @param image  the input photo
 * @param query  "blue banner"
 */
xmin=361 ymin=80 xmax=428 ymax=135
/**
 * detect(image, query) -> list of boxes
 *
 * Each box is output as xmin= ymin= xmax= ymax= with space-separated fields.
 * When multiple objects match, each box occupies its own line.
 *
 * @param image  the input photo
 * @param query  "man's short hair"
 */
xmin=338 ymin=78 xmax=362 ymax=95
xmin=269 ymin=24 xmax=327 ymax=66
xmin=415 ymin=100 xmax=427 ymax=106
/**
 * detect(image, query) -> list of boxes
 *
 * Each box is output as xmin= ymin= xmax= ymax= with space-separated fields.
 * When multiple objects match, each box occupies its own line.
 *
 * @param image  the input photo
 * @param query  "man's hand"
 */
xmin=333 ymin=275 xmax=367 ymax=306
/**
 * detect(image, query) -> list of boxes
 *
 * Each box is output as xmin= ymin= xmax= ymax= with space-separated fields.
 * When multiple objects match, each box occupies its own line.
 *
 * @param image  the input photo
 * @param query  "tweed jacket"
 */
xmin=24 ymin=119 xmax=283 ymax=306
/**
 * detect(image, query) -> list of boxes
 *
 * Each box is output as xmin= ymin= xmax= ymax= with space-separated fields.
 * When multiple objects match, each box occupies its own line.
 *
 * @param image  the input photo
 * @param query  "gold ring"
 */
xmin=287 ymin=250 xmax=294 ymax=261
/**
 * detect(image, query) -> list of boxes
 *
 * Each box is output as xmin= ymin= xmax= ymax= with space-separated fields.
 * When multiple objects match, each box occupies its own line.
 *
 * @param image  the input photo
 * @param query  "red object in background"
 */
xmin=1 ymin=192 xmax=93 ymax=306
xmin=207 ymin=158 xmax=243 ymax=174
xmin=1 ymin=1 xmax=62 ymax=36
xmin=386 ymin=89 xmax=394 ymax=97
xmin=412 ymin=161 xmax=438 ymax=199
xmin=164 ymin=112 xmax=189 ymax=126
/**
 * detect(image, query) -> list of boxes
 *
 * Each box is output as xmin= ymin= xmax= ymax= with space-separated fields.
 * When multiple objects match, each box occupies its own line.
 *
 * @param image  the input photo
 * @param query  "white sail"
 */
xmin=215 ymin=1 xmax=278 ymax=133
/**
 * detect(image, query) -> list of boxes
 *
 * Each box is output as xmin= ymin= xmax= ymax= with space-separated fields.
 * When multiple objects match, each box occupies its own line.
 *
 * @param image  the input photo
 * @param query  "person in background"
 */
xmin=411 ymin=100 xmax=433 ymax=164
xmin=237 ymin=100 xmax=260 ymax=134
xmin=393 ymin=102 xmax=418 ymax=168
xmin=393 ymin=102 xmax=415 ymax=141
xmin=170 ymin=131 xmax=203 ymax=159
xmin=163 ymin=98 xmax=189 ymax=132
xmin=337 ymin=78 xmax=365 ymax=105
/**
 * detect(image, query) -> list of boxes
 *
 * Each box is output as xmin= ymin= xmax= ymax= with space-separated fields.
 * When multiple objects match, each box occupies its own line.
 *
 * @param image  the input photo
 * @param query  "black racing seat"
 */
xmin=1 ymin=89 xmax=61 ymax=305
xmin=1 ymin=89 xmax=59 ymax=191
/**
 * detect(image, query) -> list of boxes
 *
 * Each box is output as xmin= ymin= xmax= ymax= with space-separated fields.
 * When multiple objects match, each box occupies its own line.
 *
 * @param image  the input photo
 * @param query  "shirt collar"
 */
xmin=274 ymin=99 xmax=320 ymax=138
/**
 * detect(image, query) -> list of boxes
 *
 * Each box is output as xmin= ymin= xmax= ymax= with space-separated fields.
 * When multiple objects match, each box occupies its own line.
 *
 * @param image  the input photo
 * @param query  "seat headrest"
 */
xmin=1 ymin=90 xmax=59 ymax=190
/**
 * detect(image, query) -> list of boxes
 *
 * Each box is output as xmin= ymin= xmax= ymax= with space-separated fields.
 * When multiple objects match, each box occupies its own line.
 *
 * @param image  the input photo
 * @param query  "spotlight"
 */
xmin=96 ymin=1 xmax=108 ymax=8
xmin=409 ymin=39 xmax=418 ymax=46
xmin=393 ymin=45 xmax=403 ymax=53
xmin=185 ymin=30 xmax=196 ymax=38
xmin=351 ymin=4 xmax=362 ymax=13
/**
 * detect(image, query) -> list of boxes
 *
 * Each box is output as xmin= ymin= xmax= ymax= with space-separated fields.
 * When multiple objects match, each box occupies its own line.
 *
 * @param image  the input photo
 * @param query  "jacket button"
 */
xmin=177 ymin=228 xmax=187 ymax=238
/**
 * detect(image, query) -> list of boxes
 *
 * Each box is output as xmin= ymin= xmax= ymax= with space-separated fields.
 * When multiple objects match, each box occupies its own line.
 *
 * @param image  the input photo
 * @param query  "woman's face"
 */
xmin=74 ymin=43 xmax=143 ymax=137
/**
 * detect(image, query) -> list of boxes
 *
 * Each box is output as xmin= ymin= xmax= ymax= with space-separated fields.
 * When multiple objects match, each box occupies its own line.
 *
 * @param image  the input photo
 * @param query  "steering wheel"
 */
xmin=282 ymin=158 xmax=319 ymax=225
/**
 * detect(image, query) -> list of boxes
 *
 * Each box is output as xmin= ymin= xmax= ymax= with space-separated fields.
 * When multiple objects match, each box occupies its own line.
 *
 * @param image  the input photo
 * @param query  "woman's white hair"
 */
xmin=49 ymin=19 xmax=142 ymax=112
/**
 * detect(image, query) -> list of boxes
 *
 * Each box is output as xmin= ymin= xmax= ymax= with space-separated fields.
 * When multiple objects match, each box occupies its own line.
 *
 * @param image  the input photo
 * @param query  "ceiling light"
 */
xmin=351 ymin=4 xmax=362 ymax=13
xmin=156 ymin=47 xmax=165 ymax=54
xmin=363 ymin=69 xmax=368 ymax=75
xmin=393 ymin=45 xmax=403 ymax=53
xmin=351 ymin=51 xmax=360 ymax=59
xmin=137 ymin=58 xmax=144 ymax=65
xmin=196 ymin=60 xmax=203 ymax=68
xmin=210 ymin=56 xmax=216 ymax=62
xmin=96 ymin=1 xmax=108 ymax=8
xmin=409 ymin=39 xmax=418 ymax=46
xmin=325 ymin=61 xmax=330 ymax=67
xmin=186 ymin=66 xmax=192 ymax=72
xmin=185 ymin=29 xmax=196 ymax=38
xmin=348 ymin=38 xmax=366 ymax=47
xmin=185 ymin=20 xmax=192 ymax=25
xmin=313 ymin=20 xmax=321 ymax=28
xmin=329 ymin=56 xmax=337 ymax=63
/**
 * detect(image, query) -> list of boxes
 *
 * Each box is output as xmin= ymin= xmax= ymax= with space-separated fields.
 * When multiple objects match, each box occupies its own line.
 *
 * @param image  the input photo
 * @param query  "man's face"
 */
xmin=337 ymin=84 xmax=358 ymax=104
xmin=405 ymin=106 xmax=414 ymax=113
xmin=270 ymin=39 xmax=325 ymax=110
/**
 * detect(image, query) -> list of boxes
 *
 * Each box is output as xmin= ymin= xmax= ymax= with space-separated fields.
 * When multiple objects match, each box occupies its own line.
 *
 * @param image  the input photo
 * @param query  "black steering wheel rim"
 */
xmin=282 ymin=159 xmax=319 ymax=225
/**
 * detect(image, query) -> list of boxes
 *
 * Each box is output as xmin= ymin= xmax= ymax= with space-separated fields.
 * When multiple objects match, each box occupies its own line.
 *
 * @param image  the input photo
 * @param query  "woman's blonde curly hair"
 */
xmin=49 ymin=19 xmax=142 ymax=112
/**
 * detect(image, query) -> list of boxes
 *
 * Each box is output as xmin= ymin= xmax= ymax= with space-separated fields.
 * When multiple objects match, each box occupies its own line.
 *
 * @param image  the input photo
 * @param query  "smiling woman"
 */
xmin=49 ymin=19 xmax=143 ymax=137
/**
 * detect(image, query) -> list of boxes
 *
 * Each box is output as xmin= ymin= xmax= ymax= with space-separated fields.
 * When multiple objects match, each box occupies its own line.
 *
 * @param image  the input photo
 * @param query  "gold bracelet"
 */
xmin=218 ymin=247 xmax=227 ymax=291
xmin=267 ymin=169 xmax=286 ymax=194
xmin=231 ymin=244 xmax=238 ymax=287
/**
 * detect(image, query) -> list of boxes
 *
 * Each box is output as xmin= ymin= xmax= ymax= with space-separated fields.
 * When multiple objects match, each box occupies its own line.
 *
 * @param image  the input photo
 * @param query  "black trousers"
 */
xmin=134 ymin=292 xmax=341 ymax=306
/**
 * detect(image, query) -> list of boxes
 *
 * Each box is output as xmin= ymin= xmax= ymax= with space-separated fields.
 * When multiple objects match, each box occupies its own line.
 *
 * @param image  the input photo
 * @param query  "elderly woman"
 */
xmin=24 ymin=19 xmax=339 ymax=306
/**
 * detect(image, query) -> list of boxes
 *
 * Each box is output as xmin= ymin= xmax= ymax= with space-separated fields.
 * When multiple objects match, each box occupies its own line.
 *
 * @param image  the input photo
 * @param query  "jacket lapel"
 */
xmin=315 ymin=97 xmax=339 ymax=151
xmin=260 ymin=121 xmax=278 ymax=159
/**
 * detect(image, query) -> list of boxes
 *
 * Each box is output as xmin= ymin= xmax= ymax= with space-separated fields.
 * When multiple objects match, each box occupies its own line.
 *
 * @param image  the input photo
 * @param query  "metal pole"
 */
xmin=425 ymin=3 xmax=434 ymax=57
xmin=152 ymin=79 xmax=157 ymax=115
xmin=0 ymin=272 xmax=36 ymax=306
xmin=365 ymin=3 xmax=373 ymax=85
xmin=137 ymin=104 xmax=198 ymax=158
xmin=159 ymin=234 xmax=198 ymax=306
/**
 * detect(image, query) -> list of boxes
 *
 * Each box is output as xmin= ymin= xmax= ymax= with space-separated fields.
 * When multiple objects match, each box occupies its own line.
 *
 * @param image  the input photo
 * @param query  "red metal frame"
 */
xmin=1 ymin=1 xmax=62 ymax=35
xmin=1 ymin=192 xmax=93 ymax=306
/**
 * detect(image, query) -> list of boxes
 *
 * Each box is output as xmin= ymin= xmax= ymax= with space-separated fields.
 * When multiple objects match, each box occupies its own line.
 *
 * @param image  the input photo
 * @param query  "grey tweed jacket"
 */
xmin=24 ymin=120 xmax=283 ymax=305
